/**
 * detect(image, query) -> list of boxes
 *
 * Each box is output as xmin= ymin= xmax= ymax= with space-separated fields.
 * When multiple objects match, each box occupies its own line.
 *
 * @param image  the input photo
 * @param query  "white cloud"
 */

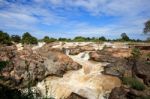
xmin=0 ymin=0 xmax=149 ymax=39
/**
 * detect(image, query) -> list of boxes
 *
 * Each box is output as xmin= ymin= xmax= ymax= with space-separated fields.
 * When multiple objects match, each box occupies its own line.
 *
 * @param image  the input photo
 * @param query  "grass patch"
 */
xmin=122 ymin=77 xmax=145 ymax=91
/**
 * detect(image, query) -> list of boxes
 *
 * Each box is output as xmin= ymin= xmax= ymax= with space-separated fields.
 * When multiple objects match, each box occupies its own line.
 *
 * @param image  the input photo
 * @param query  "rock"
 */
xmin=134 ymin=45 xmax=150 ymax=50
xmin=42 ymin=50 xmax=82 ymax=76
xmin=0 ymin=44 xmax=81 ymax=89
xmin=135 ymin=58 xmax=150 ymax=86
xmin=80 ymin=45 xmax=95 ymax=51
xmin=102 ymin=58 xmax=131 ymax=77
xmin=109 ymin=86 xmax=129 ymax=99
xmin=89 ymin=50 xmax=117 ymax=63
xmin=89 ymin=48 xmax=132 ymax=77
xmin=66 ymin=92 xmax=87 ymax=99
xmin=69 ymin=48 xmax=82 ymax=55
xmin=89 ymin=48 xmax=131 ymax=63
xmin=109 ymin=86 xmax=150 ymax=99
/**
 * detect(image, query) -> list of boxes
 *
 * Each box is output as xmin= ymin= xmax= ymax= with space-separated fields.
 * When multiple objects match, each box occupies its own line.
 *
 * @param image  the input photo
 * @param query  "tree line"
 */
xmin=0 ymin=31 xmax=149 ymax=45
xmin=0 ymin=19 xmax=150 ymax=45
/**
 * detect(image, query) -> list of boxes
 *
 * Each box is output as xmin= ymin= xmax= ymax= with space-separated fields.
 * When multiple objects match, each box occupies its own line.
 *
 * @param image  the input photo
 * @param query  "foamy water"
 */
xmin=35 ymin=50 xmax=121 ymax=99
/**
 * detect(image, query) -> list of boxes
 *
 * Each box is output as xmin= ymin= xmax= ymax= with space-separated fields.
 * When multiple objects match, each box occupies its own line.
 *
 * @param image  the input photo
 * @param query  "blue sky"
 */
xmin=0 ymin=0 xmax=150 ymax=39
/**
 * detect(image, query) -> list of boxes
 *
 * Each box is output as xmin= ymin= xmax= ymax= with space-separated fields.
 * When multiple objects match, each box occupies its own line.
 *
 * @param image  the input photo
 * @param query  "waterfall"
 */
xmin=65 ymin=49 xmax=70 ymax=55
xmin=33 ymin=50 xmax=121 ymax=99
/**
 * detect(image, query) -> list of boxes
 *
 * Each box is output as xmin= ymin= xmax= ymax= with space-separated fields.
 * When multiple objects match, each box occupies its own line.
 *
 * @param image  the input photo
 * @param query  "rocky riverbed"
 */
xmin=0 ymin=42 xmax=150 ymax=99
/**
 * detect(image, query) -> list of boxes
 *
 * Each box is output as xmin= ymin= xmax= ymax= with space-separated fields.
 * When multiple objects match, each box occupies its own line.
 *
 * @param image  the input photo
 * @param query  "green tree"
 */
xmin=0 ymin=31 xmax=12 ymax=45
xmin=74 ymin=36 xmax=86 ymax=42
xmin=43 ymin=36 xmax=50 ymax=43
xmin=22 ymin=32 xmax=38 ymax=44
xmin=11 ymin=35 xmax=21 ymax=43
xmin=144 ymin=20 xmax=150 ymax=34
xmin=99 ymin=36 xmax=106 ymax=41
xmin=43 ymin=36 xmax=56 ymax=43
xmin=121 ymin=33 xmax=130 ymax=41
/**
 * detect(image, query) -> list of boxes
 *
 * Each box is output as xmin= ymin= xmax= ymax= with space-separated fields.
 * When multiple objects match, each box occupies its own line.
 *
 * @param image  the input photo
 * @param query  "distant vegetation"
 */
xmin=0 ymin=29 xmax=149 ymax=45
xmin=21 ymin=32 xmax=38 ymax=44
xmin=0 ymin=31 xmax=12 ymax=45
xmin=144 ymin=20 xmax=150 ymax=34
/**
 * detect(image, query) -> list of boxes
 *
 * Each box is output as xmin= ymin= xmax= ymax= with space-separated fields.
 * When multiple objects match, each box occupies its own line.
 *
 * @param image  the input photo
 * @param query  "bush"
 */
xmin=43 ymin=36 xmax=57 ymax=43
xmin=11 ymin=35 xmax=21 ymax=43
xmin=122 ymin=77 xmax=145 ymax=91
xmin=22 ymin=32 xmax=38 ymax=44
xmin=0 ymin=31 xmax=12 ymax=45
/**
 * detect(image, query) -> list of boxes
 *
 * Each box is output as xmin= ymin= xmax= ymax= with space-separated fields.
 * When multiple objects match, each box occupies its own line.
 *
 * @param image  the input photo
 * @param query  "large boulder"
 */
xmin=109 ymin=86 xmax=150 ymax=99
xmin=0 ymin=44 xmax=81 ymax=89
xmin=109 ymin=86 xmax=129 ymax=99
xmin=135 ymin=58 xmax=150 ymax=86
xmin=89 ymin=48 xmax=131 ymax=63
xmin=89 ymin=49 xmax=131 ymax=77
xmin=89 ymin=51 xmax=117 ymax=63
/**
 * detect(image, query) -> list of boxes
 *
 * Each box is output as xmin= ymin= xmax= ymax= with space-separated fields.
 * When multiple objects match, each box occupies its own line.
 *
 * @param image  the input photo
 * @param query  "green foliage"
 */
xmin=121 ymin=33 xmax=130 ymax=41
xmin=144 ymin=20 xmax=150 ymax=34
xmin=43 ymin=36 xmax=57 ymax=43
xmin=139 ymin=96 xmax=150 ymax=99
xmin=22 ymin=32 xmax=38 ymax=44
xmin=99 ymin=36 xmax=106 ymax=41
xmin=73 ymin=36 xmax=87 ymax=42
xmin=0 ymin=31 xmax=12 ymax=45
xmin=58 ymin=38 xmax=71 ymax=42
xmin=11 ymin=35 xmax=21 ymax=43
xmin=131 ymin=48 xmax=141 ymax=59
xmin=73 ymin=36 xmax=107 ymax=42
xmin=122 ymin=77 xmax=145 ymax=91
xmin=43 ymin=36 xmax=50 ymax=43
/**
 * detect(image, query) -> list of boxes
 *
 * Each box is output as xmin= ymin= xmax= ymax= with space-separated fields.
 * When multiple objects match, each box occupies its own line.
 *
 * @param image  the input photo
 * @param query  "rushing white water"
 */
xmin=32 ymin=42 xmax=45 ymax=50
xmin=34 ymin=50 xmax=121 ymax=99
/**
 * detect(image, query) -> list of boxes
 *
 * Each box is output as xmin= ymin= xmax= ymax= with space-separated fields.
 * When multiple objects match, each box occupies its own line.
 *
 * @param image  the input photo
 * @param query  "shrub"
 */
xmin=11 ymin=35 xmax=21 ymax=43
xmin=22 ymin=32 xmax=38 ymax=44
xmin=0 ymin=31 xmax=12 ymax=45
xmin=43 ymin=36 xmax=57 ymax=43
xmin=122 ymin=77 xmax=145 ymax=91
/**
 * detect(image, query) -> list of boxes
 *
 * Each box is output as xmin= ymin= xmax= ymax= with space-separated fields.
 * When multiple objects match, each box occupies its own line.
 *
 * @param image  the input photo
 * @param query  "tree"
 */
xmin=0 ymin=31 xmax=12 ymax=45
xmin=99 ymin=36 xmax=106 ymax=41
xmin=144 ymin=20 xmax=150 ymax=34
xmin=43 ymin=36 xmax=50 ymax=43
xmin=11 ymin=35 xmax=21 ymax=43
xmin=121 ymin=33 xmax=130 ymax=41
xmin=43 ymin=36 xmax=57 ymax=43
xmin=58 ymin=38 xmax=68 ymax=41
xmin=22 ymin=32 xmax=38 ymax=44
xmin=146 ymin=37 xmax=150 ymax=42
xmin=74 ymin=36 xmax=86 ymax=42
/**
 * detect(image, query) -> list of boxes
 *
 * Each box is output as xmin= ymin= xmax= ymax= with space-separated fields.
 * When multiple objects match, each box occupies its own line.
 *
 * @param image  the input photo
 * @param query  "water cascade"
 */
xmin=34 ymin=49 xmax=121 ymax=99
